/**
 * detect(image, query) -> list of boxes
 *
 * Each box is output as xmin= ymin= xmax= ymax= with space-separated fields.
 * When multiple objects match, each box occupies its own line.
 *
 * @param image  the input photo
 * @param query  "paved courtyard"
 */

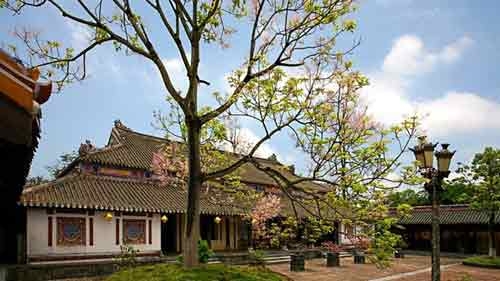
xmin=396 ymin=264 xmax=500 ymax=281
xmin=268 ymin=255 xmax=499 ymax=281
xmin=56 ymin=255 xmax=500 ymax=281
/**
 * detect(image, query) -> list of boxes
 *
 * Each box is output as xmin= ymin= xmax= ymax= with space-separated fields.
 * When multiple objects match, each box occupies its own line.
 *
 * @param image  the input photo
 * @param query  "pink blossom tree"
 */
xmin=249 ymin=194 xmax=281 ymax=248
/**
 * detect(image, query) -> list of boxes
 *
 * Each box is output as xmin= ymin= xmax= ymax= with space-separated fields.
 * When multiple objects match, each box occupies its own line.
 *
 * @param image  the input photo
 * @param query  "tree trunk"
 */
xmin=488 ymin=212 xmax=496 ymax=258
xmin=183 ymin=119 xmax=202 ymax=268
xmin=431 ymin=179 xmax=441 ymax=281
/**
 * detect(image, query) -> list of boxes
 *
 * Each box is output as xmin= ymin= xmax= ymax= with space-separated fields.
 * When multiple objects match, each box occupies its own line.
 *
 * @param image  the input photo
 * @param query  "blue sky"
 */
xmin=2 ymin=0 xmax=500 ymax=178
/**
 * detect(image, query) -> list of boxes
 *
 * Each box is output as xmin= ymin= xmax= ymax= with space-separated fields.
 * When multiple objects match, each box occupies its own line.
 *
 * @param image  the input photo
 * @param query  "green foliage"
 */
xmin=463 ymin=256 xmax=500 ymax=268
xmin=440 ymin=182 xmax=472 ymax=204
xmin=45 ymin=150 xmax=78 ymax=179
xmin=301 ymin=217 xmax=333 ymax=245
xmin=25 ymin=176 xmax=49 ymax=187
xmin=388 ymin=183 xmax=473 ymax=207
xmin=388 ymin=189 xmax=428 ymax=207
xmin=455 ymin=147 xmax=500 ymax=257
xmin=176 ymin=255 xmax=184 ymax=264
xmin=198 ymin=240 xmax=213 ymax=264
xmin=248 ymin=249 xmax=266 ymax=267
xmin=368 ymin=217 xmax=401 ymax=269
xmin=117 ymin=244 xmax=139 ymax=268
xmin=105 ymin=264 xmax=286 ymax=281
xmin=456 ymin=147 xmax=500 ymax=213
xmin=269 ymin=217 xmax=298 ymax=248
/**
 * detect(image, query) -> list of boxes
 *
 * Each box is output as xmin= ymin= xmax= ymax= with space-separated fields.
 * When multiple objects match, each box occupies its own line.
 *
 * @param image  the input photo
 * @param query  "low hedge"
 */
xmin=105 ymin=264 xmax=288 ymax=281
xmin=463 ymin=256 xmax=500 ymax=269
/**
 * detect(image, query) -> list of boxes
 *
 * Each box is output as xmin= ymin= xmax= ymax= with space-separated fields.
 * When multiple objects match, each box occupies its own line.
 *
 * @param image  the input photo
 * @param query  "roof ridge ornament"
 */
xmin=78 ymin=139 xmax=96 ymax=156
xmin=114 ymin=119 xmax=130 ymax=130
xmin=267 ymin=153 xmax=278 ymax=162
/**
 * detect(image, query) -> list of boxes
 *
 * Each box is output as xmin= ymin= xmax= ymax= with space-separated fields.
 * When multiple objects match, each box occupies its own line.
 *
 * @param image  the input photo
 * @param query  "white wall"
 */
xmin=27 ymin=208 xmax=161 ymax=258
xmin=339 ymin=223 xmax=363 ymax=245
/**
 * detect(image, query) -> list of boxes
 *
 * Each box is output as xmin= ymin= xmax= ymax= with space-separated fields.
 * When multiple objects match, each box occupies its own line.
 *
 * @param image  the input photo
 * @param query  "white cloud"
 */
xmin=382 ymin=35 xmax=473 ymax=76
xmin=68 ymin=23 xmax=92 ymax=51
xmin=440 ymin=36 xmax=474 ymax=63
xmin=163 ymin=58 xmax=184 ymax=72
xmin=361 ymin=73 xmax=414 ymax=125
xmin=362 ymin=34 xmax=500 ymax=137
xmin=222 ymin=127 xmax=275 ymax=158
xmin=158 ymin=58 xmax=189 ymax=93
xmin=420 ymin=91 xmax=500 ymax=136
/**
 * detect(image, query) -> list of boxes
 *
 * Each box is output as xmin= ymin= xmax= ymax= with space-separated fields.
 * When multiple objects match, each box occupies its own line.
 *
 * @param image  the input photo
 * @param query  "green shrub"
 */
xmin=248 ymin=249 xmax=266 ymax=267
xmin=198 ymin=239 xmax=213 ymax=264
xmin=463 ymin=256 xmax=500 ymax=268
xmin=176 ymin=255 xmax=184 ymax=264
xmin=105 ymin=264 xmax=286 ymax=281
xmin=116 ymin=244 xmax=139 ymax=268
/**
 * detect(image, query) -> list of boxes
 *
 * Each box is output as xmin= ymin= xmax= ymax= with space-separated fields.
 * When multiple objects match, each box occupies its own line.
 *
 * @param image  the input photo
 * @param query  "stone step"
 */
xmin=264 ymin=257 xmax=291 ymax=265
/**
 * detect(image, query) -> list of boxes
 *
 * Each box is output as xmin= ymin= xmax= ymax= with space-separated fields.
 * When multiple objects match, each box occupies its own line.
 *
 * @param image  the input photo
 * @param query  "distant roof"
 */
xmin=67 ymin=120 xmax=320 ymax=190
xmin=397 ymin=204 xmax=500 ymax=225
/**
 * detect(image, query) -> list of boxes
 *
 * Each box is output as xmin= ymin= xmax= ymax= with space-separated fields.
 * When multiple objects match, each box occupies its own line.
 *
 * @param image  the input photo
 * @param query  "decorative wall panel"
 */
xmin=57 ymin=217 xmax=86 ymax=246
xmin=123 ymin=219 xmax=146 ymax=244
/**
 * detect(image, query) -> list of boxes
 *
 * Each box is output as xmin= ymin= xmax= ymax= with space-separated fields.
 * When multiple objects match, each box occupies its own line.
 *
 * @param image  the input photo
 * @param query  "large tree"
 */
xmin=2 ymin=0 xmax=419 ymax=267
xmin=387 ymin=182 xmax=472 ymax=207
xmin=456 ymin=147 xmax=500 ymax=258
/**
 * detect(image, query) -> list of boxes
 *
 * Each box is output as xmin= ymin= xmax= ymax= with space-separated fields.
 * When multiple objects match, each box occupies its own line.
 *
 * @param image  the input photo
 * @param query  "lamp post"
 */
xmin=410 ymin=136 xmax=455 ymax=281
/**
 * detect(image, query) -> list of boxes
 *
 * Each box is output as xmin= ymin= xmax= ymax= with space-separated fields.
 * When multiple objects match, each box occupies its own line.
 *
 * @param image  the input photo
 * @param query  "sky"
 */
xmin=1 ymin=0 xmax=500 ymax=179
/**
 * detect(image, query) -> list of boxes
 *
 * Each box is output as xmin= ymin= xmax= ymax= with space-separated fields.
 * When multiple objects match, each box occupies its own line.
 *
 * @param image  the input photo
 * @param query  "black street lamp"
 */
xmin=410 ymin=136 xmax=455 ymax=281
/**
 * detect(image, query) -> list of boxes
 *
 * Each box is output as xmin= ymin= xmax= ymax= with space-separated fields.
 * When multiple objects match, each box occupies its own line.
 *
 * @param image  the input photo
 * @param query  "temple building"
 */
xmin=20 ymin=121 xmax=329 ymax=263
xmin=395 ymin=204 xmax=500 ymax=255
xmin=0 ymin=49 xmax=52 ymax=264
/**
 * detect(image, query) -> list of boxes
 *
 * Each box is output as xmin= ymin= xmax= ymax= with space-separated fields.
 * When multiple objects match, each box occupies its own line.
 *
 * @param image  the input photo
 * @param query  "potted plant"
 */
xmin=349 ymin=235 xmax=369 ymax=264
xmin=321 ymin=241 xmax=342 ymax=267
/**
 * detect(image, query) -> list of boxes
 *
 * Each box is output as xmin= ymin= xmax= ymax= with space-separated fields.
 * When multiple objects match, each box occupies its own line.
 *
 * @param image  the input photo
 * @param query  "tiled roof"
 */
xmin=23 ymin=122 xmax=323 ymax=216
xmin=75 ymin=123 xmax=319 ymax=189
xmin=398 ymin=204 xmax=500 ymax=225
xmin=20 ymin=174 xmax=244 ymax=215
xmin=20 ymin=174 xmax=314 ymax=217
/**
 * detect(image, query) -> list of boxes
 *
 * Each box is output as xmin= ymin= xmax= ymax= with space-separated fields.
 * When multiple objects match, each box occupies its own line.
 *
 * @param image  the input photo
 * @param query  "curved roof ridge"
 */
xmin=23 ymin=173 xmax=81 ymax=194
xmin=24 ymin=173 xmax=184 ymax=194
xmin=81 ymin=142 xmax=124 ymax=157
xmin=119 ymin=125 xmax=287 ymax=165
xmin=412 ymin=204 xmax=471 ymax=210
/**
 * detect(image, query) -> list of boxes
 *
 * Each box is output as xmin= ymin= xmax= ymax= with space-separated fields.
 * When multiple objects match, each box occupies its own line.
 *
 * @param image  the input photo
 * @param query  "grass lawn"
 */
xmin=463 ymin=256 xmax=500 ymax=268
xmin=105 ymin=264 xmax=287 ymax=281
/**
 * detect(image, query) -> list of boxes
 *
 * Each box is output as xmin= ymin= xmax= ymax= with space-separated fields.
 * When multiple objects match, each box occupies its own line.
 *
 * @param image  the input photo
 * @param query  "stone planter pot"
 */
xmin=290 ymin=254 xmax=305 ymax=272
xmin=326 ymin=252 xmax=340 ymax=267
xmin=353 ymin=251 xmax=365 ymax=264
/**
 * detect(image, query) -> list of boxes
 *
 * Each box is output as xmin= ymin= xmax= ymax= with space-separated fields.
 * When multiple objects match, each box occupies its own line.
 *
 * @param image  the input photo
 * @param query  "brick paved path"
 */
xmin=268 ymin=256 xmax=464 ymax=281
xmin=396 ymin=264 xmax=500 ymax=281
xmin=370 ymin=263 xmax=460 ymax=281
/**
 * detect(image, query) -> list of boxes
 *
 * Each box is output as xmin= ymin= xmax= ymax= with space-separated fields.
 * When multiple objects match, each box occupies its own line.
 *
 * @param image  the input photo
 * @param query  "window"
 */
xmin=56 ymin=217 xmax=86 ymax=246
xmin=123 ymin=219 xmax=146 ymax=244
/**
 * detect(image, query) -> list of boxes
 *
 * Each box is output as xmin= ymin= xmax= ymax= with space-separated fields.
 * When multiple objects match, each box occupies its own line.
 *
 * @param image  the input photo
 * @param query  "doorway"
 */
xmin=161 ymin=215 xmax=177 ymax=254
